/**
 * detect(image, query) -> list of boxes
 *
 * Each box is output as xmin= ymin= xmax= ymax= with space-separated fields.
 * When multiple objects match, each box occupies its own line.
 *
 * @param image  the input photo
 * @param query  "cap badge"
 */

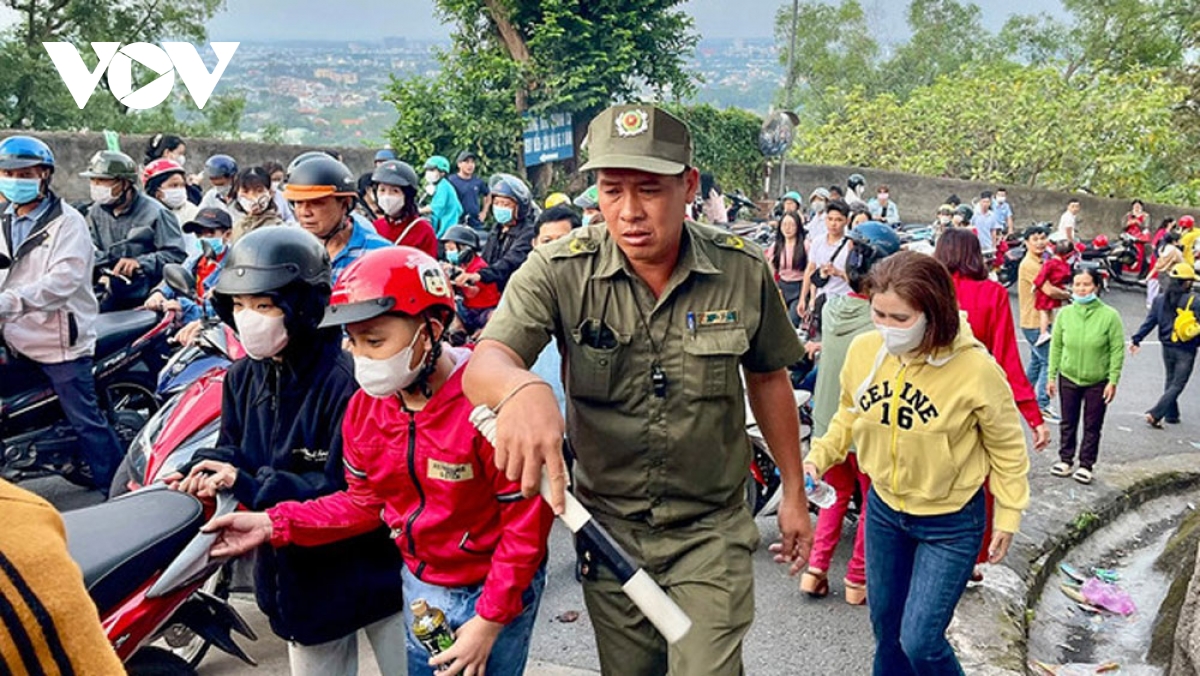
xmin=616 ymin=109 xmax=650 ymax=137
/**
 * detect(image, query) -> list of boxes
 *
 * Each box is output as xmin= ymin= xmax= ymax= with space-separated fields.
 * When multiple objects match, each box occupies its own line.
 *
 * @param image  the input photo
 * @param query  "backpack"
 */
xmin=1174 ymin=295 xmax=1200 ymax=343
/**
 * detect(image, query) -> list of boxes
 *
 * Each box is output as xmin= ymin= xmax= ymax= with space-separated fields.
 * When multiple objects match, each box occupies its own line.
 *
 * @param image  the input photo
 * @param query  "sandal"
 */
xmin=800 ymin=568 xmax=829 ymax=598
xmin=1051 ymin=461 xmax=1073 ymax=477
xmin=844 ymin=579 xmax=867 ymax=605
xmin=1145 ymin=414 xmax=1164 ymax=429
xmin=1073 ymin=468 xmax=1094 ymax=485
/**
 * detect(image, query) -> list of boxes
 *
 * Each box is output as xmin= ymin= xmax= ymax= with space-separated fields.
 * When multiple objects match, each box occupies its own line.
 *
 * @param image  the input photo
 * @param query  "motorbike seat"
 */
xmin=63 ymin=488 xmax=203 ymax=613
xmin=1080 ymin=246 xmax=1110 ymax=260
xmin=94 ymin=309 xmax=158 ymax=358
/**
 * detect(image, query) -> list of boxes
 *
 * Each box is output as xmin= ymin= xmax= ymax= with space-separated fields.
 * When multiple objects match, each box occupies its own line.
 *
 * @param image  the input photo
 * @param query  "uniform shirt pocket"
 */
xmin=683 ymin=327 xmax=749 ymax=399
xmin=567 ymin=324 xmax=629 ymax=402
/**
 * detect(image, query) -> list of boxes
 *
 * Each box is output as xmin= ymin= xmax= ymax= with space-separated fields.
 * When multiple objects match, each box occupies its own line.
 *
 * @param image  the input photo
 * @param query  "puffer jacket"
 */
xmin=268 ymin=347 xmax=554 ymax=625
xmin=479 ymin=218 xmax=535 ymax=291
xmin=87 ymin=191 xmax=187 ymax=286
xmin=0 ymin=195 xmax=98 ymax=364
xmin=191 ymin=332 xmax=405 ymax=645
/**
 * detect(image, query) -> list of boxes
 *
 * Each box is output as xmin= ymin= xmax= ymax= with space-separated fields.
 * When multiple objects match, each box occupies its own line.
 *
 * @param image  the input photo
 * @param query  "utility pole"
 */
xmin=780 ymin=0 xmax=799 ymax=197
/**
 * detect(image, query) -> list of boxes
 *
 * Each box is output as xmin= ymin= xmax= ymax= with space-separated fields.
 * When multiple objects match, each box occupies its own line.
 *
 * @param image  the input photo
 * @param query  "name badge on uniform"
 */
xmin=699 ymin=310 xmax=738 ymax=326
xmin=428 ymin=459 xmax=474 ymax=482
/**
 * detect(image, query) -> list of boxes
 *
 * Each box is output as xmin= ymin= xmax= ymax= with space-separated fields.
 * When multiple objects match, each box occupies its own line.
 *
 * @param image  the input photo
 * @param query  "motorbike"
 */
xmin=63 ymin=487 xmax=257 ymax=675
xmin=0 ymin=308 xmax=171 ymax=486
xmin=1075 ymin=236 xmax=1113 ymax=293
xmin=1108 ymin=231 xmax=1151 ymax=285
xmin=745 ymin=387 xmax=814 ymax=518
xmin=994 ymin=234 xmax=1025 ymax=288
xmin=896 ymin=222 xmax=937 ymax=256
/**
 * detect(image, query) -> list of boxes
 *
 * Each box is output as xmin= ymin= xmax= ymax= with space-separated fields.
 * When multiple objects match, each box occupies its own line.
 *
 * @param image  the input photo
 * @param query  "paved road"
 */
xmin=24 ymin=283 xmax=1199 ymax=675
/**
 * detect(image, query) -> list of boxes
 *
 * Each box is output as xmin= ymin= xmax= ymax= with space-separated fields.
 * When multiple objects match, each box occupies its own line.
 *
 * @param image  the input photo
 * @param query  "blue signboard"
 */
xmin=523 ymin=112 xmax=574 ymax=167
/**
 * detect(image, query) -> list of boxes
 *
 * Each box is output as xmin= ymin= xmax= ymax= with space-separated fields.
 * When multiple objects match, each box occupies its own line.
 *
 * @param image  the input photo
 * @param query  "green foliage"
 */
xmin=386 ymin=0 xmax=699 ymax=175
xmin=792 ymin=63 xmax=1193 ymax=203
xmin=0 ymin=0 xmax=232 ymax=133
xmin=774 ymin=0 xmax=880 ymax=120
xmin=663 ymin=103 xmax=762 ymax=195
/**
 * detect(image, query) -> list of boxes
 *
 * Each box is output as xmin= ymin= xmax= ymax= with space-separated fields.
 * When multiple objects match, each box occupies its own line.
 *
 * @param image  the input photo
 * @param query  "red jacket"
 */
xmin=459 ymin=255 xmax=501 ymax=310
xmin=373 ymin=215 xmax=438 ymax=258
xmin=953 ymin=275 xmax=1044 ymax=429
xmin=267 ymin=349 xmax=553 ymax=625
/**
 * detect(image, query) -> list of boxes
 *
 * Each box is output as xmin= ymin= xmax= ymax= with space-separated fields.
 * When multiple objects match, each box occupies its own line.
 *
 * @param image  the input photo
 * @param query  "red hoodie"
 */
xmin=952 ymin=275 xmax=1044 ymax=429
xmin=267 ymin=349 xmax=553 ymax=624
xmin=373 ymin=215 xmax=438 ymax=258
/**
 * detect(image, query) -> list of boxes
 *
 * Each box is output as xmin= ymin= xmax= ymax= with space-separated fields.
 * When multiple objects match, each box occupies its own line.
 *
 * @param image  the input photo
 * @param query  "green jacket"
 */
xmin=1048 ymin=299 xmax=1125 ymax=386
xmin=812 ymin=294 xmax=874 ymax=438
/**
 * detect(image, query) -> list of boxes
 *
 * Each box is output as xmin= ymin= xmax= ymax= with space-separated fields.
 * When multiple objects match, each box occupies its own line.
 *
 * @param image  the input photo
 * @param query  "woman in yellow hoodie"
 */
xmin=805 ymin=252 xmax=1030 ymax=676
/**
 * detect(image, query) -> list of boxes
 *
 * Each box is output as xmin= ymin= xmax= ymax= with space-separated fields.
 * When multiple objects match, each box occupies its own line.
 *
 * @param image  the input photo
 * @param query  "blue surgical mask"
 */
xmin=493 ymin=206 xmax=514 ymax=225
xmin=201 ymin=237 xmax=226 ymax=257
xmin=1073 ymin=293 xmax=1097 ymax=304
xmin=0 ymin=177 xmax=42 ymax=205
xmin=581 ymin=213 xmax=593 ymax=227
xmin=446 ymin=250 xmax=461 ymax=265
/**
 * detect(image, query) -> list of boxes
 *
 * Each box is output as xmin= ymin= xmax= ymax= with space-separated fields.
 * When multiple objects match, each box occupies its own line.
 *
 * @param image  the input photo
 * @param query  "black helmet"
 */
xmin=954 ymin=204 xmax=974 ymax=222
xmin=282 ymin=155 xmax=358 ymax=202
xmin=845 ymin=221 xmax=901 ymax=291
xmin=848 ymin=173 xmax=866 ymax=191
xmin=488 ymin=173 xmax=533 ymax=220
xmin=440 ymin=224 xmax=480 ymax=250
xmin=204 ymin=154 xmax=238 ymax=179
xmin=286 ymin=150 xmax=335 ymax=174
xmin=371 ymin=160 xmax=420 ymax=188
xmin=80 ymin=150 xmax=139 ymax=182
xmin=212 ymin=227 xmax=332 ymax=332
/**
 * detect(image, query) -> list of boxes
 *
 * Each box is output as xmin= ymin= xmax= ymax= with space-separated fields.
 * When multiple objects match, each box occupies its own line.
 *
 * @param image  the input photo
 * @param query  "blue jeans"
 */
xmin=1021 ymin=327 xmax=1050 ymax=409
xmin=40 ymin=357 xmax=124 ymax=494
xmin=401 ymin=565 xmax=545 ymax=676
xmin=866 ymin=488 xmax=985 ymax=676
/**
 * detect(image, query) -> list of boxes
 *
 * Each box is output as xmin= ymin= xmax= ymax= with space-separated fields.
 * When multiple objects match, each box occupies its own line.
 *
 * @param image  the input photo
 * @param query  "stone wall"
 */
xmin=772 ymin=162 xmax=1194 ymax=238
xmin=0 ymin=129 xmax=379 ymax=202
xmin=1172 ymin=542 xmax=1200 ymax=676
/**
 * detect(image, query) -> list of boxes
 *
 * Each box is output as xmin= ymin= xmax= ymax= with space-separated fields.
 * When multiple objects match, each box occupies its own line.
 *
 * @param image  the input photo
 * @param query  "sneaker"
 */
xmin=1035 ymin=332 xmax=1052 ymax=347
xmin=1041 ymin=408 xmax=1062 ymax=425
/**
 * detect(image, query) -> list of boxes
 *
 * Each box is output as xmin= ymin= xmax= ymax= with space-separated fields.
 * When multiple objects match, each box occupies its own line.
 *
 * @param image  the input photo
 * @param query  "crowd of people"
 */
xmin=0 ymin=102 xmax=1197 ymax=676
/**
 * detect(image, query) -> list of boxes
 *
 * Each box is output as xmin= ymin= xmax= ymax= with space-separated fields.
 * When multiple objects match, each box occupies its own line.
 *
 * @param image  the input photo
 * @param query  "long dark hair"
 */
xmin=933 ymin=228 xmax=988 ymax=281
xmin=772 ymin=211 xmax=806 ymax=273
xmin=144 ymin=133 xmax=184 ymax=162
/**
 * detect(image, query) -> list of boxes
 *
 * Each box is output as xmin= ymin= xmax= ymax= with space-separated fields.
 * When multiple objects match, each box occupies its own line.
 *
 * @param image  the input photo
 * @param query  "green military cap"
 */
xmin=579 ymin=105 xmax=693 ymax=175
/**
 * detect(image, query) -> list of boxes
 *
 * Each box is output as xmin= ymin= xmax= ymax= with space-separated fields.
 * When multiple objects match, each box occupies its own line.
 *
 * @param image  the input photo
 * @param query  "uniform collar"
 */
xmin=592 ymin=221 xmax=721 ymax=281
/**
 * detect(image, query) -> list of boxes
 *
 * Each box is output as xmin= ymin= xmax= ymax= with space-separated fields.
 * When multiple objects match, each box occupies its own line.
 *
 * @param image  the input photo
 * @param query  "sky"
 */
xmin=201 ymin=0 xmax=1066 ymax=43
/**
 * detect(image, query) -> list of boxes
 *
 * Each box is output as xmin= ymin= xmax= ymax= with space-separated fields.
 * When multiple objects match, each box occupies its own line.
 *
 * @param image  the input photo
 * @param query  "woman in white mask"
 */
xmin=169 ymin=226 xmax=408 ymax=676
xmin=202 ymin=246 xmax=551 ymax=676
xmin=369 ymin=159 xmax=437 ymax=255
xmin=804 ymin=251 xmax=1030 ymax=676
xmin=229 ymin=166 xmax=285 ymax=242
xmin=143 ymin=158 xmax=200 ymax=254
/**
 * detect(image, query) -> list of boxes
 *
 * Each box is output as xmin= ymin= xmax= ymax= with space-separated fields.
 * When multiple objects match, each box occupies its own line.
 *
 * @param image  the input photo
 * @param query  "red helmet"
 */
xmin=142 ymin=158 xmax=185 ymax=186
xmin=1180 ymin=215 xmax=1195 ymax=229
xmin=1092 ymin=234 xmax=1109 ymax=248
xmin=319 ymin=247 xmax=455 ymax=328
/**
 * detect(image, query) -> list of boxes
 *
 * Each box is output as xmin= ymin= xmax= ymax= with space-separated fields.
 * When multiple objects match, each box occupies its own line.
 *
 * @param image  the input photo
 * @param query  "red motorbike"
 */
xmin=63 ymin=487 xmax=255 ymax=674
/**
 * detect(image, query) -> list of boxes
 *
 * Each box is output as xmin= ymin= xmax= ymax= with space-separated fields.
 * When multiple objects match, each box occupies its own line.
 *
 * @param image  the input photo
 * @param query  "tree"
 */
xmin=880 ymin=0 xmax=1000 ymax=98
xmin=386 ymin=0 xmax=700 ymax=189
xmin=774 ymin=0 xmax=880 ymax=120
xmin=663 ymin=103 xmax=763 ymax=196
xmin=792 ymin=63 xmax=1193 ymax=203
xmin=0 ymin=0 xmax=228 ymax=131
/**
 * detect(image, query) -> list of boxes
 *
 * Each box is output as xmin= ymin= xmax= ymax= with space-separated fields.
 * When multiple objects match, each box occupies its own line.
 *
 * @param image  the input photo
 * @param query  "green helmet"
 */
xmin=573 ymin=185 xmax=599 ymax=210
xmin=80 ymin=150 xmax=139 ymax=182
xmin=424 ymin=155 xmax=450 ymax=173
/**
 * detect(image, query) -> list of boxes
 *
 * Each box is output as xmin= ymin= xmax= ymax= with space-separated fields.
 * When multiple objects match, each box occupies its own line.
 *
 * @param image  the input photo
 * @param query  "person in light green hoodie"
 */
xmin=1047 ymin=268 xmax=1125 ymax=484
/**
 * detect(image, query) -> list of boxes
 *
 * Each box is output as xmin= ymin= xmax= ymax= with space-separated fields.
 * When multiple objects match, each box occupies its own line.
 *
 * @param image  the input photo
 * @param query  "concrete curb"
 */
xmin=948 ymin=452 xmax=1200 ymax=675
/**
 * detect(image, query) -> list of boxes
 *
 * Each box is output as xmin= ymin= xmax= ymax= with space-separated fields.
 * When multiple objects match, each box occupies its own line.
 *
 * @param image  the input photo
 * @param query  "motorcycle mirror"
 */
xmin=146 ymin=490 xmax=238 ymax=599
xmin=759 ymin=110 xmax=799 ymax=158
xmin=162 ymin=264 xmax=197 ymax=300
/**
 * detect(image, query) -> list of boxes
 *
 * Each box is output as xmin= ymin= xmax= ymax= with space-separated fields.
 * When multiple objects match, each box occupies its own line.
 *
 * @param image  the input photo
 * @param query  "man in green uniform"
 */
xmin=463 ymin=104 xmax=812 ymax=675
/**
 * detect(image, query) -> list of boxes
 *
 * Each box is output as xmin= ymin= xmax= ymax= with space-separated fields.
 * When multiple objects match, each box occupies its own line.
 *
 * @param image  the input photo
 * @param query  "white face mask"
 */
xmin=270 ymin=180 xmax=281 ymax=193
xmin=353 ymin=329 xmax=425 ymax=397
xmin=161 ymin=187 xmax=188 ymax=209
xmin=811 ymin=200 xmax=826 ymax=213
xmin=875 ymin=313 xmax=928 ymax=356
xmin=91 ymin=183 xmax=119 ymax=206
xmin=234 ymin=309 xmax=289 ymax=360
xmin=878 ymin=192 xmax=889 ymax=201
xmin=996 ymin=195 xmax=1007 ymax=204
xmin=424 ymin=170 xmax=440 ymax=184
xmin=215 ymin=183 xmax=232 ymax=197
xmin=938 ymin=214 xmax=952 ymax=225
xmin=174 ymin=155 xmax=186 ymax=167
xmin=238 ymin=193 xmax=270 ymax=214
xmin=378 ymin=193 xmax=406 ymax=217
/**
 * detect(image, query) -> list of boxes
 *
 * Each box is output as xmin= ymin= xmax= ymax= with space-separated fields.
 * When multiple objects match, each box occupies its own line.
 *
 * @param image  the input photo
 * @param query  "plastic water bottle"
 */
xmin=805 ymin=474 xmax=837 ymax=509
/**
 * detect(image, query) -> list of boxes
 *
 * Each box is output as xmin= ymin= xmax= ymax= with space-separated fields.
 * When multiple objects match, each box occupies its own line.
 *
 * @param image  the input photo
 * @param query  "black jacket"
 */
xmin=195 ymin=331 xmax=404 ymax=645
xmin=479 ymin=218 xmax=535 ymax=290
xmin=1133 ymin=292 xmax=1200 ymax=353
